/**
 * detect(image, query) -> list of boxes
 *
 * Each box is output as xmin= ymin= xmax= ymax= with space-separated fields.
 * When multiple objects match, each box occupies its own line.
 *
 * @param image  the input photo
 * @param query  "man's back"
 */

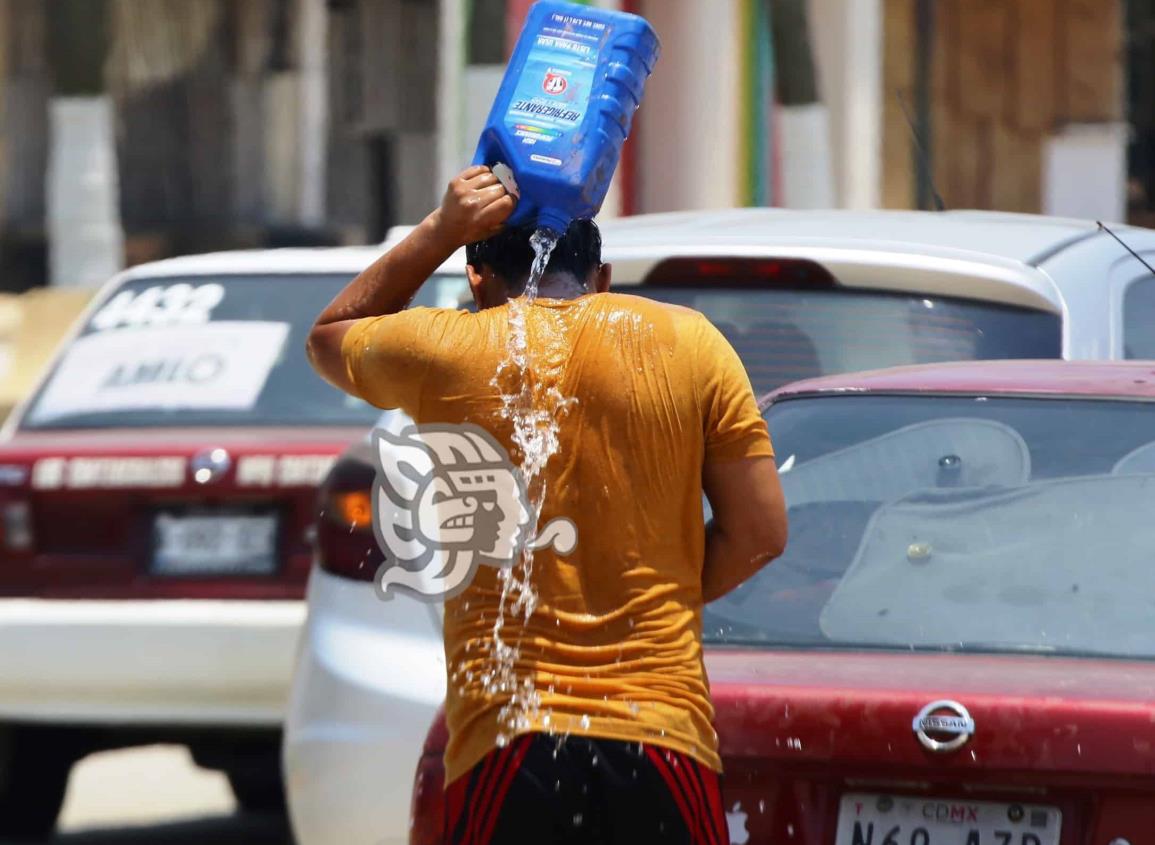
xmin=343 ymin=291 xmax=773 ymax=782
xmin=310 ymin=174 xmax=786 ymax=843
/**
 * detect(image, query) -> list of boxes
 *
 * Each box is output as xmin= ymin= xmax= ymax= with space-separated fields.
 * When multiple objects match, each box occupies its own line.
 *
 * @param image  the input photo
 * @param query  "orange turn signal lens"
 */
xmin=330 ymin=490 xmax=373 ymax=530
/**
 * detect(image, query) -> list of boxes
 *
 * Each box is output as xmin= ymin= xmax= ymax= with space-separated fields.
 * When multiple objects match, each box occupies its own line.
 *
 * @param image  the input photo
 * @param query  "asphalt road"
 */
xmin=47 ymin=746 xmax=295 ymax=845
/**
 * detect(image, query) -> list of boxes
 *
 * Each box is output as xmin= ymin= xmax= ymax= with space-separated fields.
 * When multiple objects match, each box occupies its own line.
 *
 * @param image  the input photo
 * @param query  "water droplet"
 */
xmin=579 ymin=714 xmax=591 ymax=731
xmin=787 ymin=823 xmax=795 ymax=837
xmin=495 ymin=733 xmax=508 ymax=748
xmin=573 ymin=812 xmax=583 ymax=827
xmin=758 ymin=800 xmax=765 ymax=813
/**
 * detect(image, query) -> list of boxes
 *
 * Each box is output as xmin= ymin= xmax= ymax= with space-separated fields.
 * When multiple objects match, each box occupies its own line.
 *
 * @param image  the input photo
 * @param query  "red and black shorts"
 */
xmin=444 ymin=733 xmax=728 ymax=845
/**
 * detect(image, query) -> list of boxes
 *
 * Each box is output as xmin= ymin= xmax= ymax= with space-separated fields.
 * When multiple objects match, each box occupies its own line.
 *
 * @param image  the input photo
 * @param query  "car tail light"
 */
xmin=642 ymin=256 xmax=836 ymax=288
xmin=316 ymin=456 xmax=383 ymax=582
xmin=2 ymin=501 xmax=33 ymax=551
xmin=409 ymin=753 xmax=446 ymax=845
xmin=330 ymin=489 xmax=373 ymax=530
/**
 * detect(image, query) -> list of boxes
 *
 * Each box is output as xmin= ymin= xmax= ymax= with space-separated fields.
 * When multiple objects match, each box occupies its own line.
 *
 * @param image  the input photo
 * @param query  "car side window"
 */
xmin=1123 ymin=275 xmax=1155 ymax=359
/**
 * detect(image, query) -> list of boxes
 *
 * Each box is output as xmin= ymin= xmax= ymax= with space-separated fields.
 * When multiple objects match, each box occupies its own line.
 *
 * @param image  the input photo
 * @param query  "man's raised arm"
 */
xmin=306 ymin=165 xmax=516 ymax=394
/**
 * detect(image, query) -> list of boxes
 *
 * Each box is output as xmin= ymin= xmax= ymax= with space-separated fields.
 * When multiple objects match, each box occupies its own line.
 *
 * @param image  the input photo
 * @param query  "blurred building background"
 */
xmin=0 ymin=0 xmax=1144 ymax=298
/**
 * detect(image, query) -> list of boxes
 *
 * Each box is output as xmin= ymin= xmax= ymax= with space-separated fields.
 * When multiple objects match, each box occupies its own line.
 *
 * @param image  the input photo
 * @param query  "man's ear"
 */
xmin=467 ymin=264 xmax=485 ymax=299
xmin=467 ymin=264 xmax=508 ymax=309
xmin=594 ymin=262 xmax=612 ymax=294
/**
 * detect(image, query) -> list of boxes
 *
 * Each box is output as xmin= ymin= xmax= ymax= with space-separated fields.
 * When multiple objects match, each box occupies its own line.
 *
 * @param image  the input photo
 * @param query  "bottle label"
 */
xmin=505 ymin=12 xmax=612 ymax=163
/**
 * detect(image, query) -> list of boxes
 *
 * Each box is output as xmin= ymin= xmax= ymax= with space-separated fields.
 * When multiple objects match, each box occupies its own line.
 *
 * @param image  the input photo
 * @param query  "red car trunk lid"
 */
xmin=0 ymin=427 xmax=363 ymax=599
xmin=708 ymin=649 xmax=1155 ymax=845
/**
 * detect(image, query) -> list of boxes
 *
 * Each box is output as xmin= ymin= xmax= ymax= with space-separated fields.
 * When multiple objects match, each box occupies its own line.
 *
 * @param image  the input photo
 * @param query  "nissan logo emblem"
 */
xmin=913 ymin=700 xmax=975 ymax=753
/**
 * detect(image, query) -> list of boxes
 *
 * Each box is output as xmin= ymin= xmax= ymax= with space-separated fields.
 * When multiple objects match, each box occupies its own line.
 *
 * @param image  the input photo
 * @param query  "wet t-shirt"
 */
xmin=342 ymin=292 xmax=773 ymax=784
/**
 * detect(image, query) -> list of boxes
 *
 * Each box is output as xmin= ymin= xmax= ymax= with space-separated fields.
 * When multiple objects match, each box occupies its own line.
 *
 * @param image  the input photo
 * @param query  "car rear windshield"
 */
xmin=704 ymin=394 xmax=1155 ymax=660
xmin=20 ymin=273 xmax=469 ymax=430
xmin=640 ymin=287 xmax=1061 ymax=396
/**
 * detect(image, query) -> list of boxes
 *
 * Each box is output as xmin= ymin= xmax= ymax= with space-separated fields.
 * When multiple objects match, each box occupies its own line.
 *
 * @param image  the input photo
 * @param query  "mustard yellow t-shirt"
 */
xmin=342 ymin=292 xmax=773 ymax=785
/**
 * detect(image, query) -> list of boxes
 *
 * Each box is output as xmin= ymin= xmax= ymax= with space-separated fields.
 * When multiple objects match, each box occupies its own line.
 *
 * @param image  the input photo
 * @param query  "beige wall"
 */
xmin=0 ymin=287 xmax=95 ymax=420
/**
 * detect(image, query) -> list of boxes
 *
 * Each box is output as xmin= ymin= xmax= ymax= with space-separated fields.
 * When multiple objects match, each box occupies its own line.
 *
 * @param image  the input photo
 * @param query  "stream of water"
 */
xmin=482 ymin=227 xmax=576 ymax=746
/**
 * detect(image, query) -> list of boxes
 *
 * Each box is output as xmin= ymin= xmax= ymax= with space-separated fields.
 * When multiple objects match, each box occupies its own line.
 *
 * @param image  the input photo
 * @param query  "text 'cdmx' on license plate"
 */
xmin=836 ymin=793 xmax=1061 ymax=845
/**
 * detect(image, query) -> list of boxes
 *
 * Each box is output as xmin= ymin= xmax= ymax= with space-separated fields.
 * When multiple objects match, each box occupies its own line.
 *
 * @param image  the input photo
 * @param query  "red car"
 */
xmin=410 ymin=360 xmax=1155 ymax=845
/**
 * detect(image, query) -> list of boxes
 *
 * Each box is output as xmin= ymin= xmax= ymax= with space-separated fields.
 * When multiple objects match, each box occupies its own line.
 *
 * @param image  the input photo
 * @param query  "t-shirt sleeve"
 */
xmin=340 ymin=307 xmax=450 ymax=415
xmin=697 ymin=317 xmax=775 ymax=463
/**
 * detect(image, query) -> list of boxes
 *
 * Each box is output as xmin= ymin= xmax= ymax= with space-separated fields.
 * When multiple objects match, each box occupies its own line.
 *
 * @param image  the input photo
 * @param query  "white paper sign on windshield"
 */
xmin=30 ymin=321 xmax=290 ymax=422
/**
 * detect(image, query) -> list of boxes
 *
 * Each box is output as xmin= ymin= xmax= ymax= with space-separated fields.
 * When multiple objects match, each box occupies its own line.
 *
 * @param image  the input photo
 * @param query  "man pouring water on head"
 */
xmin=307 ymin=5 xmax=786 ymax=841
xmin=308 ymin=166 xmax=787 ymax=842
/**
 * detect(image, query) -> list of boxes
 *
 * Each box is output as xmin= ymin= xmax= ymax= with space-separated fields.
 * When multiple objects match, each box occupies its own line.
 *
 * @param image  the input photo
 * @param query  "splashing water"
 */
xmin=479 ymin=227 xmax=578 ymax=745
xmin=525 ymin=228 xmax=559 ymax=303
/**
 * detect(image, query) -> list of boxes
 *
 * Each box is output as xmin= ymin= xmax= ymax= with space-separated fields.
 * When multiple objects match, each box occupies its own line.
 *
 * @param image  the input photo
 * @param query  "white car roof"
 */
xmin=109 ymin=209 xmax=1142 ymax=317
xmin=600 ymin=209 xmax=1103 ymax=266
xmin=120 ymin=209 xmax=1106 ymax=281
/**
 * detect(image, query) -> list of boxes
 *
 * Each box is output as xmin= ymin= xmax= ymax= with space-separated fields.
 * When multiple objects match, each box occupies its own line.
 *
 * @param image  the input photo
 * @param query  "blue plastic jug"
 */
xmin=473 ymin=1 xmax=660 ymax=235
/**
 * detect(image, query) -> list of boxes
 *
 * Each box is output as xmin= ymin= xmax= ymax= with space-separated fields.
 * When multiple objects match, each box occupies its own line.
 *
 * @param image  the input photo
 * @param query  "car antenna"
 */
xmin=1098 ymin=221 xmax=1155 ymax=277
xmin=897 ymin=89 xmax=946 ymax=212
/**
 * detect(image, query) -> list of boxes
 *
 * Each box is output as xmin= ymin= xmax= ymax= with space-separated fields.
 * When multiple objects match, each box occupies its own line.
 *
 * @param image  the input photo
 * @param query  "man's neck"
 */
xmin=523 ymin=272 xmax=589 ymax=301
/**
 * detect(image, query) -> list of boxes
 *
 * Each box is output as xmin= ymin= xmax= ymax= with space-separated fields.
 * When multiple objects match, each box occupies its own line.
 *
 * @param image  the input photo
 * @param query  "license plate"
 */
xmin=836 ymin=793 xmax=1061 ymax=845
xmin=152 ymin=512 xmax=278 ymax=576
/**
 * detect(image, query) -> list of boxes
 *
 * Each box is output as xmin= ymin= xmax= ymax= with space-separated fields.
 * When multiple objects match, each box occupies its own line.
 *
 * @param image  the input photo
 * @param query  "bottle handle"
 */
xmin=491 ymin=162 xmax=521 ymax=200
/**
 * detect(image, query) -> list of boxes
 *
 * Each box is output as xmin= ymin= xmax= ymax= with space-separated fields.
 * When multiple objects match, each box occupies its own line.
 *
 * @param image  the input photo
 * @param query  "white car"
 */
xmin=283 ymin=209 xmax=1155 ymax=845
xmin=0 ymin=245 xmax=445 ymax=838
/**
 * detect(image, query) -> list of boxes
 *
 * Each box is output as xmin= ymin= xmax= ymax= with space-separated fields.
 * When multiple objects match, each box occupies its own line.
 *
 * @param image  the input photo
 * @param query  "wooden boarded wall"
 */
xmin=883 ymin=0 xmax=1124 ymax=211
xmin=0 ymin=1 xmax=48 ymax=240
xmin=108 ymin=0 xmax=237 ymax=256
xmin=0 ymin=0 xmax=50 ymax=291
xmin=325 ymin=0 xmax=440 ymax=241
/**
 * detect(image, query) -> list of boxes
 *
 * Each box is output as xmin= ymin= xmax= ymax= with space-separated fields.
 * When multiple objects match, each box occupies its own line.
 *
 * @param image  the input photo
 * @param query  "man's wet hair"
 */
xmin=466 ymin=219 xmax=602 ymax=293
